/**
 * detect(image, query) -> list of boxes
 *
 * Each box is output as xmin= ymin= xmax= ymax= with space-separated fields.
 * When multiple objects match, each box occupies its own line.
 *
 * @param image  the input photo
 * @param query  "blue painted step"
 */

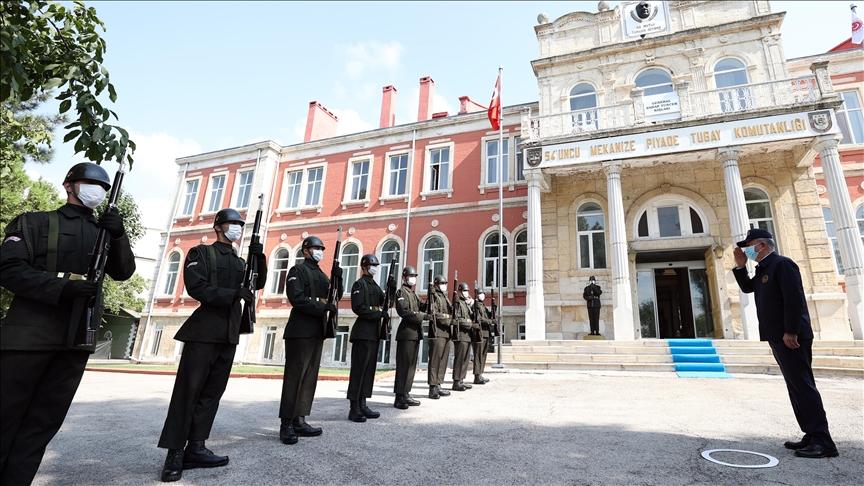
xmin=672 ymin=354 xmax=721 ymax=363
xmin=669 ymin=346 xmax=716 ymax=355
xmin=666 ymin=339 xmax=731 ymax=378
xmin=674 ymin=362 xmax=726 ymax=372
xmin=667 ymin=338 xmax=713 ymax=347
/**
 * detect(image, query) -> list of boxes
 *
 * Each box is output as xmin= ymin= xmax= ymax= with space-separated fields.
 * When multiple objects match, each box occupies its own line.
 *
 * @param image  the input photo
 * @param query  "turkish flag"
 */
xmin=488 ymin=73 xmax=501 ymax=131
xmin=853 ymin=6 xmax=863 ymax=45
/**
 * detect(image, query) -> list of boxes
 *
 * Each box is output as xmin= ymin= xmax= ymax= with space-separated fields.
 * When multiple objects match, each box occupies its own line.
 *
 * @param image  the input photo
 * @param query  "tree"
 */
xmin=1 ymin=0 xmax=135 ymax=176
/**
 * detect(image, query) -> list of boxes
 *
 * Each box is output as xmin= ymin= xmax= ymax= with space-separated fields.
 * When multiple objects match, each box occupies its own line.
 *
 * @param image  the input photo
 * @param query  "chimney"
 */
xmin=417 ymin=76 xmax=435 ymax=122
xmin=304 ymin=101 xmax=338 ymax=142
xmin=379 ymin=85 xmax=397 ymax=129
xmin=458 ymin=96 xmax=486 ymax=115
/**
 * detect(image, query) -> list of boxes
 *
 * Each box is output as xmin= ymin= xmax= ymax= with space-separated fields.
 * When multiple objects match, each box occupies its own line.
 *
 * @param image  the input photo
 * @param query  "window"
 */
xmin=485 ymin=139 xmax=510 ymax=185
xmin=515 ymin=230 xmax=527 ymax=287
xmin=635 ymin=68 xmax=674 ymax=96
xmin=657 ymin=206 xmax=680 ymax=237
xmin=341 ymin=243 xmax=360 ymax=293
xmin=379 ymin=240 xmax=401 ymax=287
xmin=262 ymin=326 xmax=278 ymax=361
xmin=377 ymin=339 xmax=391 ymax=364
xmin=744 ymin=188 xmax=776 ymax=236
xmin=149 ymin=325 xmax=163 ymax=356
xmin=714 ymin=58 xmax=751 ymax=112
xmin=482 ymin=232 xmax=509 ymax=288
xmin=206 ymin=174 xmax=227 ymax=213
xmin=636 ymin=200 xmax=707 ymax=239
xmin=577 ymin=203 xmax=606 ymax=269
xmin=282 ymin=171 xmax=302 ymax=208
xmin=280 ymin=166 xmax=325 ymax=209
xmin=858 ymin=204 xmax=864 ymax=244
xmin=235 ymin=170 xmax=254 ymax=209
xmin=333 ymin=326 xmax=349 ymax=363
xmin=180 ymin=179 xmax=199 ymax=216
xmin=823 ymin=206 xmax=843 ymax=274
xmin=294 ymin=248 xmax=305 ymax=266
xmin=347 ymin=158 xmax=371 ymax=201
xmin=163 ymin=252 xmax=181 ymax=295
xmin=569 ymin=83 xmax=598 ymax=131
xmin=305 ymin=167 xmax=324 ymax=206
xmin=421 ymin=236 xmax=445 ymax=288
xmin=837 ymin=90 xmax=864 ymax=145
xmin=514 ymin=137 xmax=525 ymax=181
xmin=386 ymin=153 xmax=409 ymax=196
xmin=426 ymin=146 xmax=451 ymax=192
xmin=271 ymin=248 xmax=291 ymax=294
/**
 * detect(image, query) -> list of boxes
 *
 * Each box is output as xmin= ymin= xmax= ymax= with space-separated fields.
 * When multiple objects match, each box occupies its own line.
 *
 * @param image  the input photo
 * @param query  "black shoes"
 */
xmin=183 ymin=440 xmax=228 ymax=469
xmin=160 ymin=449 xmax=184 ymax=482
xmin=405 ymin=394 xmax=421 ymax=406
xmin=784 ymin=437 xmax=810 ymax=450
xmin=794 ymin=443 xmax=839 ymax=458
xmin=452 ymin=381 xmax=467 ymax=392
xmin=394 ymin=395 xmax=410 ymax=410
xmin=473 ymin=375 xmax=489 ymax=384
xmin=428 ymin=386 xmax=440 ymax=399
xmin=359 ymin=398 xmax=380 ymax=419
xmin=292 ymin=416 xmax=323 ymax=437
xmin=438 ymin=387 xmax=451 ymax=397
xmin=463 ymin=382 xmax=473 ymax=389
xmin=349 ymin=400 xmax=367 ymax=422
xmin=279 ymin=420 xmax=298 ymax=445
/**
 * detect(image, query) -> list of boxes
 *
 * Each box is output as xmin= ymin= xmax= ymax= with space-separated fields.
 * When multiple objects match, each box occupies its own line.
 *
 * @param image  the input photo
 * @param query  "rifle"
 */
xmin=239 ymin=193 xmax=264 ymax=335
xmin=472 ymin=280 xmax=482 ymax=342
xmin=379 ymin=255 xmax=399 ymax=340
xmin=450 ymin=270 xmax=459 ymax=338
xmin=426 ymin=263 xmax=436 ymax=339
xmin=490 ymin=287 xmax=500 ymax=337
xmin=323 ymin=226 xmax=343 ymax=339
xmin=69 ymin=162 xmax=126 ymax=348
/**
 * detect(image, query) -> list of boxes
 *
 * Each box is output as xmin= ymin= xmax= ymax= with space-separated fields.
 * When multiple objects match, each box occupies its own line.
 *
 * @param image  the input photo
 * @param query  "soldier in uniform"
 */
xmin=451 ymin=282 xmax=476 ymax=391
xmin=278 ymin=235 xmax=341 ymax=444
xmin=583 ymin=276 xmax=602 ymax=336
xmin=471 ymin=288 xmax=494 ymax=385
xmin=393 ymin=266 xmax=426 ymax=409
xmin=0 ymin=162 xmax=136 ymax=485
xmin=347 ymin=254 xmax=386 ymax=422
xmin=158 ymin=208 xmax=266 ymax=482
xmin=426 ymin=275 xmax=452 ymax=399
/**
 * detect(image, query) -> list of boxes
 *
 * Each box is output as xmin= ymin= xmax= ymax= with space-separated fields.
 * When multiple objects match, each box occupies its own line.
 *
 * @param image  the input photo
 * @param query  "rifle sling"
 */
xmin=47 ymin=212 xmax=59 ymax=274
xmin=205 ymin=245 xmax=219 ymax=287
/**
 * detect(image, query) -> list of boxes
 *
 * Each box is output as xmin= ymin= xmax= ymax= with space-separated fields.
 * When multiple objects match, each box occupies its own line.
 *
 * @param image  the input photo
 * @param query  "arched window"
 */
xmin=635 ymin=68 xmax=673 ymax=96
xmin=569 ymin=83 xmax=598 ymax=132
xmin=744 ymin=188 xmax=776 ymax=236
xmin=379 ymin=239 xmax=401 ymax=287
xmin=714 ymin=58 xmax=751 ymax=112
xmin=271 ymin=248 xmax=291 ymax=294
xmin=294 ymin=248 xmax=305 ymax=267
xmin=163 ymin=252 xmax=181 ymax=295
xmin=482 ymin=232 xmax=509 ymax=288
xmin=340 ymin=243 xmax=360 ymax=293
xmin=635 ymin=199 xmax=707 ymax=239
xmin=421 ymin=236 xmax=445 ymax=288
xmin=515 ymin=230 xmax=528 ymax=287
xmin=577 ymin=203 xmax=606 ymax=269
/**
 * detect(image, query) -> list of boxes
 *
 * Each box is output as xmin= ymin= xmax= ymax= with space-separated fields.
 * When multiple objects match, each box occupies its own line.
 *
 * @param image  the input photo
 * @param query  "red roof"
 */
xmin=828 ymin=37 xmax=863 ymax=52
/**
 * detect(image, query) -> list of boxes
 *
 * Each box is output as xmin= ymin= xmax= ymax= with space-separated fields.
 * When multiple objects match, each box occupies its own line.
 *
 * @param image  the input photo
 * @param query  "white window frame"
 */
xmin=634 ymin=198 xmax=708 ymax=240
xmin=342 ymin=155 xmax=374 ymax=208
xmin=177 ymin=176 xmax=202 ymax=217
xmin=576 ymin=203 xmax=607 ymax=270
xmin=635 ymin=67 xmax=675 ymax=96
xmin=743 ymin=186 xmax=779 ymax=251
xmin=837 ymin=89 xmax=864 ymax=145
xmin=417 ymin=233 xmax=448 ymax=291
xmin=160 ymin=250 xmax=183 ymax=297
xmin=260 ymin=325 xmax=279 ymax=361
xmin=514 ymin=228 xmax=528 ymax=288
xmin=381 ymin=150 xmax=410 ymax=201
xmin=480 ymin=230 xmax=510 ymax=290
xmin=376 ymin=237 xmax=402 ymax=288
xmin=823 ymin=205 xmax=844 ymax=275
xmin=202 ymin=171 xmax=229 ymax=215
xmin=568 ymin=82 xmax=599 ymax=132
xmin=480 ymin=134 xmax=526 ymax=193
xmin=340 ymin=240 xmax=362 ymax=296
xmin=332 ymin=327 xmax=349 ymax=364
xmin=421 ymin=142 xmax=455 ymax=200
xmin=268 ymin=246 xmax=293 ymax=296
xmin=278 ymin=163 xmax=327 ymax=213
xmin=232 ymin=169 xmax=256 ymax=209
xmin=149 ymin=324 xmax=164 ymax=356
xmin=377 ymin=339 xmax=392 ymax=364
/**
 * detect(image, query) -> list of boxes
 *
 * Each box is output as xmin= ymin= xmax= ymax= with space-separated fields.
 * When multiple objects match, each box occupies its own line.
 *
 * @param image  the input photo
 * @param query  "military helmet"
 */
xmin=457 ymin=282 xmax=470 ymax=292
xmin=214 ymin=208 xmax=245 ymax=226
xmin=433 ymin=275 xmax=447 ymax=285
xmin=64 ymin=162 xmax=111 ymax=190
xmin=402 ymin=265 xmax=418 ymax=277
xmin=360 ymin=254 xmax=380 ymax=267
xmin=302 ymin=235 xmax=325 ymax=250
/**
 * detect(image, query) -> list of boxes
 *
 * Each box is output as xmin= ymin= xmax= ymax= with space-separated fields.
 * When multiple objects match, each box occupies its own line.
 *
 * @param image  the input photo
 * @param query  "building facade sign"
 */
xmin=539 ymin=110 xmax=838 ymax=169
xmin=620 ymin=0 xmax=670 ymax=39
xmin=643 ymin=92 xmax=681 ymax=121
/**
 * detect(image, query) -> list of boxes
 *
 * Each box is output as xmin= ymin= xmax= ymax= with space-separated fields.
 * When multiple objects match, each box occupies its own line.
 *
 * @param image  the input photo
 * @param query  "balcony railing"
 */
xmin=522 ymin=75 xmax=823 ymax=142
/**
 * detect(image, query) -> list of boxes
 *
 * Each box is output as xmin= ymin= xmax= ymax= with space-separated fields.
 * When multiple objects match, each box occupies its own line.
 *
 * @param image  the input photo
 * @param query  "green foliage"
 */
xmin=102 ymin=273 xmax=147 ymax=314
xmin=0 ymin=0 xmax=135 ymax=171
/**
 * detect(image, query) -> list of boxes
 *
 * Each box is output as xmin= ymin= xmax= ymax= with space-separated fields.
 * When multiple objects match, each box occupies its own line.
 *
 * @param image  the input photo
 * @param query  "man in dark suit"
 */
xmin=732 ymin=228 xmax=838 ymax=459
xmin=583 ymin=276 xmax=602 ymax=336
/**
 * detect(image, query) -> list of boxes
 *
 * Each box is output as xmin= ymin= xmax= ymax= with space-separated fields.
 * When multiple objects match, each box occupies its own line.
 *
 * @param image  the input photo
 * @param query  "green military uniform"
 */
xmin=347 ymin=275 xmax=385 ymax=403
xmin=426 ymin=288 xmax=452 ymax=391
xmin=394 ymin=284 xmax=427 ymax=398
xmin=451 ymin=296 xmax=476 ymax=388
xmin=472 ymin=299 xmax=495 ymax=382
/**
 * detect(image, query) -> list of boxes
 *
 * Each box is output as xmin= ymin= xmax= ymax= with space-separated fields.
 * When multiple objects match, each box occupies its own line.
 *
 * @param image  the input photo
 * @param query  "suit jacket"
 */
xmin=732 ymin=252 xmax=814 ymax=342
xmin=395 ymin=284 xmax=427 ymax=341
xmin=583 ymin=283 xmax=602 ymax=309
xmin=283 ymin=258 xmax=333 ymax=340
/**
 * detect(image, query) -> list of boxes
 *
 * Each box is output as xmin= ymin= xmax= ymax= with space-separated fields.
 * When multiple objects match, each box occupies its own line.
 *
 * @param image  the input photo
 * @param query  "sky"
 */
xmin=27 ymin=1 xmax=858 ymax=230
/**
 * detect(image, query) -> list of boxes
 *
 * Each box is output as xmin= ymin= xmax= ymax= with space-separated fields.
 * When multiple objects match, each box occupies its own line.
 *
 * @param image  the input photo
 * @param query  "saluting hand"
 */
xmin=98 ymin=207 xmax=125 ymax=238
xmin=733 ymin=247 xmax=747 ymax=268
xmin=782 ymin=332 xmax=800 ymax=350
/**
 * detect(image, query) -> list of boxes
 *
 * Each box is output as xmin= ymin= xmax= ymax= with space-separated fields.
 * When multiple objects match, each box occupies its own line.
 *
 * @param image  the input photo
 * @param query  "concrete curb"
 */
xmin=84 ymin=367 xmax=396 ymax=382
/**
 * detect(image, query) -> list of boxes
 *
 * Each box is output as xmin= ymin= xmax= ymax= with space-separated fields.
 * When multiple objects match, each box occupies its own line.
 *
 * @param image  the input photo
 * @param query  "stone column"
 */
xmin=524 ymin=169 xmax=549 ymax=340
xmin=814 ymin=136 xmax=864 ymax=339
xmin=603 ymin=161 xmax=635 ymax=340
xmin=719 ymin=148 xmax=760 ymax=340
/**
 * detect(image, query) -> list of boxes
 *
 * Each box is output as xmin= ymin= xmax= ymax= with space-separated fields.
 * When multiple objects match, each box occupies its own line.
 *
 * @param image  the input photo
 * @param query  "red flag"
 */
xmin=488 ymin=72 xmax=501 ymax=131
xmin=853 ymin=5 xmax=863 ymax=45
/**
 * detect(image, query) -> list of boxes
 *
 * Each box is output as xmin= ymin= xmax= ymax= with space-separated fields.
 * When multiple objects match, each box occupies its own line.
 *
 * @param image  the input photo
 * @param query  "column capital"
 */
xmin=602 ymin=160 xmax=622 ymax=176
xmin=524 ymin=168 xmax=551 ymax=192
xmin=716 ymin=147 xmax=741 ymax=164
xmin=812 ymin=134 xmax=841 ymax=154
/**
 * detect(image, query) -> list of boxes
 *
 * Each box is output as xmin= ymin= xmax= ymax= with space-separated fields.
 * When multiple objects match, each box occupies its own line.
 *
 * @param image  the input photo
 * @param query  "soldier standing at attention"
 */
xmin=426 ymin=275 xmax=452 ymax=399
xmin=451 ymin=282 xmax=476 ymax=392
xmin=393 ymin=266 xmax=426 ymax=409
xmin=0 ymin=163 xmax=135 ymax=486
xmin=347 ymin=254 xmax=386 ymax=422
xmin=471 ymin=289 xmax=494 ymax=385
xmin=158 ymin=208 xmax=266 ymax=482
xmin=278 ymin=236 xmax=340 ymax=444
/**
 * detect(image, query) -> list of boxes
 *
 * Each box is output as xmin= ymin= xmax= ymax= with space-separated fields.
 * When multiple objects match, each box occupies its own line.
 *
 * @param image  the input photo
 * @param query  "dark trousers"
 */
xmin=0 ymin=350 xmax=89 ymax=486
xmin=472 ymin=336 xmax=489 ymax=376
xmin=158 ymin=342 xmax=236 ymax=449
xmin=588 ymin=306 xmax=601 ymax=334
xmin=769 ymin=339 xmax=835 ymax=448
xmin=279 ymin=338 xmax=324 ymax=419
xmin=347 ymin=340 xmax=379 ymax=400
xmin=453 ymin=340 xmax=471 ymax=381
xmin=427 ymin=337 xmax=451 ymax=386
xmin=394 ymin=339 xmax=420 ymax=395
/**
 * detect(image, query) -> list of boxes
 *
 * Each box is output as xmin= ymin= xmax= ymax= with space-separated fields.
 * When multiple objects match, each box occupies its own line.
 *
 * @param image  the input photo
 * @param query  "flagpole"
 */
xmin=494 ymin=66 xmax=505 ymax=369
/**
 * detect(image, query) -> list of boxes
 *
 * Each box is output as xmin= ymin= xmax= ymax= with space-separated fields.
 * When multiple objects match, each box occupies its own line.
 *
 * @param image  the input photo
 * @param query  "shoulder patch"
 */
xmin=288 ymin=276 xmax=297 ymax=282
xmin=3 ymin=236 xmax=22 ymax=243
xmin=352 ymin=290 xmax=360 ymax=294
xmin=186 ymin=261 xmax=198 ymax=268
xmin=397 ymin=297 xmax=405 ymax=301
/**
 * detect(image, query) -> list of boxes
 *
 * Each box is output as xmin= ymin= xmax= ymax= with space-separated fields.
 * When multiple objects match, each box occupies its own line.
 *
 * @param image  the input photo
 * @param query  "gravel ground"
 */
xmin=32 ymin=369 xmax=863 ymax=485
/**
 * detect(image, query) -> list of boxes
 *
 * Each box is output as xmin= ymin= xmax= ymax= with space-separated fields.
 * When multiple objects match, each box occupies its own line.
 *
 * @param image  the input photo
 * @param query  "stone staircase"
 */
xmin=499 ymin=340 xmax=864 ymax=378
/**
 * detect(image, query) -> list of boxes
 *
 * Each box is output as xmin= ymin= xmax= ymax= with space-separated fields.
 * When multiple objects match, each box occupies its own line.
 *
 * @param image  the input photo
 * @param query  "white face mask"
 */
xmin=368 ymin=266 xmax=380 ymax=276
xmin=76 ymin=183 xmax=107 ymax=209
xmin=477 ymin=293 xmax=486 ymax=302
xmin=407 ymin=276 xmax=417 ymax=286
xmin=311 ymin=249 xmax=324 ymax=262
xmin=461 ymin=291 xmax=470 ymax=299
xmin=438 ymin=284 xmax=447 ymax=293
xmin=224 ymin=224 xmax=243 ymax=242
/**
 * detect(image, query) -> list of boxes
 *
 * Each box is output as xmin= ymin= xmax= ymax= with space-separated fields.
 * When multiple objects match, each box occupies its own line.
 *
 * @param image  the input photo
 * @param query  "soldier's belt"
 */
xmin=459 ymin=319 xmax=472 ymax=325
xmin=57 ymin=272 xmax=86 ymax=281
xmin=311 ymin=297 xmax=325 ymax=303
xmin=437 ymin=313 xmax=451 ymax=319
xmin=370 ymin=306 xmax=382 ymax=311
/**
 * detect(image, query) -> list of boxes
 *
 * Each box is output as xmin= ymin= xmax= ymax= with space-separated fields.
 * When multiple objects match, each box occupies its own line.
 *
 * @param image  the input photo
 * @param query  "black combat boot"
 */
xmin=463 ymin=381 xmax=473 ymax=389
xmin=452 ymin=381 xmax=467 ymax=392
xmin=279 ymin=419 xmax=298 ymax=445
xmin=160 ymin=449 xmax=184 ymax=482
xmin=183 ymin=440 xmax=229 ymax=469
xmin=784 ymin=435 xmax=811 ymax=450
xmin=394 ymin=395 xmax=409 ymax=410
xmin=349 ymin=400 xmax=367 ymax=422
xmin=360 ymin=398 xmax=380 ymax=419
xmin=292 ymin=416 xmax=323 ymax=437
xmin=428 ymin=386 xmax=440 ymax=399
xmin=438 ymin=386 xmax=451 ymax=397
xmin=473 ymin=375 xmax=489 ymax=384
xmin=405 ymin=394 xmax=421 ymax=406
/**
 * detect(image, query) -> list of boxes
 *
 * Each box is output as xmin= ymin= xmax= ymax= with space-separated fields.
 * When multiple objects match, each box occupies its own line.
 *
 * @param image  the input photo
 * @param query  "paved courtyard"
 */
xmin=34 ymin=369 xmax=863 ymax=485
